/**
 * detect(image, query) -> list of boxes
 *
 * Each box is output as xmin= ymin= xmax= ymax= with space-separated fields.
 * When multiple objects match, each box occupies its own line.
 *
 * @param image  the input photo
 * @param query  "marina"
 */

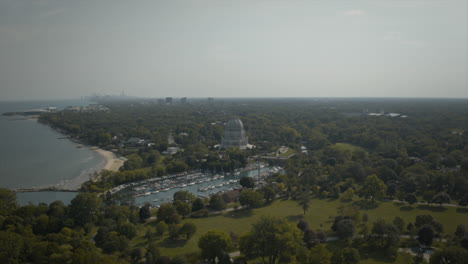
xmin=112 ymin=165 xmax=282 ymax=207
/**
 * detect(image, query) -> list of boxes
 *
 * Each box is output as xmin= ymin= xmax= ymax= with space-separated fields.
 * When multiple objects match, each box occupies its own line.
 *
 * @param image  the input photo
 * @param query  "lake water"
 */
xmin=0 ymin=100 xmax=104 ymax=193
xmin=16 ymin=191 xmax=78 ymax=206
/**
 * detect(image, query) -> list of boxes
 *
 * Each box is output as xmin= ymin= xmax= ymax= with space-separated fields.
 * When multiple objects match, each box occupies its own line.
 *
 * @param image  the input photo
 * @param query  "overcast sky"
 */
xmin=0 ymin=0 xmax=466 ymax=100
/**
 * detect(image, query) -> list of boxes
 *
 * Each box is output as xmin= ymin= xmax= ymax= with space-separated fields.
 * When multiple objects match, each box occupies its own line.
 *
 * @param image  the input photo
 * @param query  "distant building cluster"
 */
xmin=364 ymin=109 xmax=407 ymax=118
xmin=63 ymin=104 xmax=110 ymax=113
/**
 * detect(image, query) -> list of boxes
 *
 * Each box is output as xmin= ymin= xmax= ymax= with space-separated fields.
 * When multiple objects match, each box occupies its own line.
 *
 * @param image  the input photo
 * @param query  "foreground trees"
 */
xmin=239 ymin=190 xmax=264 ymax=208
xmin=69 ymin=192 xmax=102 ymax=226
xmin=239 ymin=216 xmax=300 ymax=264
xmin=359 ymin=174 xmax=387 ymax=203
xmin=198 ymin=230 xmax=232 ymax=263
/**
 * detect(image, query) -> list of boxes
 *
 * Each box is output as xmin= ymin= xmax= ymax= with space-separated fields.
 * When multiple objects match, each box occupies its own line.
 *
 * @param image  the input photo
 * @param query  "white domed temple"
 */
xmin=221 ymin=119 xmax=252 ymax=150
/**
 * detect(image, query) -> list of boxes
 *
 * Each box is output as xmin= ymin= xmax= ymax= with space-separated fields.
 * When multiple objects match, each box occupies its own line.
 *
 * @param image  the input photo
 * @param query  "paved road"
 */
xmin=385 ymin=199 xmax=465 ymax=208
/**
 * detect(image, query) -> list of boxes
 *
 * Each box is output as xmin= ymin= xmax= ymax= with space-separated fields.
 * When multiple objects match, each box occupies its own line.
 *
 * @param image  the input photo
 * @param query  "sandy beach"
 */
xmin=57 ymin=147 xmax=124 ymax=190
xmin=92 ymin=148 xmax=125 ymax=172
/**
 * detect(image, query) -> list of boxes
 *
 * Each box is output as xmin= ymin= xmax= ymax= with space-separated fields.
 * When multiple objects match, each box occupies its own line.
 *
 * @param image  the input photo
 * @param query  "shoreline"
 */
xmin=36 ymin=147 xmax=125 ymax=191
xmin=13 ymin=147 xmax=125 ymax=192
xmin=91 ymin=147 xmax=125 ymax=172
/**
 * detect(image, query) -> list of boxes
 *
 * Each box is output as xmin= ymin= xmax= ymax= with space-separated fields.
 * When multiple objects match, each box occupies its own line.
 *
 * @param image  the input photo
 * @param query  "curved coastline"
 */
xmin=91 ymin=147 xmax=125 ymax=172
xmin=16 ymin=147 xmax=125 ymax=191
xmin=55 ymin=147 xmax=124 ymax=190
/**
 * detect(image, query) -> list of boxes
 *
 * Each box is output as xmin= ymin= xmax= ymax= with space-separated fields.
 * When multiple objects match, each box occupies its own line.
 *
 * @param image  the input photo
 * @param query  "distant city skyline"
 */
xmin=0 ymin=0 xmax=467 ymax=100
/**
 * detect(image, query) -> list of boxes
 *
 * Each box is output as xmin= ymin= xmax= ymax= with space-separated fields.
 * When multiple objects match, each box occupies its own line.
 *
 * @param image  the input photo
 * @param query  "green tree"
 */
xmin=297 ymin=244 xmax=331 ymax=264
xmin=69 ymin=192 xmax=102 ymax=226
xmin=139 ymin=204 xmax=152 ymax=222
xmin=360 ymin=174 xmax=387 ymax=202
xmin=147 ymin=241 xmax=160 ymax=260
xmin=239 ymin=176 xmax=255 ymax=188
xmin=0 ymin=188 xmax=17 ymax=216
xmin=239 ymin=190 xmax=264 ymax=208
xmin=332 ymin=247 xmax=360 ymax=264
xmin=155 ymin=221 xmax=168 ymax=236
xmin=157 ymin=203 xmax=181 ymax=224
xmin=431 ymin=192 xmax=451 ymax=207
xmin=173 ymin=191 xmax=196 ymax=203
xmin=454 ymin=224 xmax=466 ymax=239
xmin=336 ymin=219 xmax=355 ymax=240
xmin=209 ymin=194 xmax=226 ymax=211
xmin=370 ymin=219 xmax=400 ymax=250
xmin=415 ymin=215 xmax=434 ymax=228
xmin=239 ymin=216 xmax=300 ymax=264
xmin=170 ymin=255 xmax=189 ymax=264
xmin=117 ymin=222 xmax=137 ymax=240
xmin=418 ymin=225 xmax=435 ymax=246
xmin=340 ymin=188 xmax=355 ymax=202
xmin=298 ymin=191 xmax=311 ymax=215
xmin=0 ymin=230 xmax=23 ymax=264
xmin=174 ymin=201 xmax=191 ymax=218
xmin=192 ymin=198 xmax=205 ymax=212
xmin=259 ymin=187 xmax=276 ymax=203
xmin=198 ymin=230 xmax=232 ymax=263
xmin=101 ymin=231 xmax=129 ymax=254
xmin=177 ymin=222 xmax=196 ymax=240
xmin=460 ymin=158 xmax=468 ymax=172
xmin=429 ymin=247 xmax=468 ymax=264
xmin=393 ymin=217 xmax=405 ymax=233
xmin=404 ymin=193 xmax=417 ymax=205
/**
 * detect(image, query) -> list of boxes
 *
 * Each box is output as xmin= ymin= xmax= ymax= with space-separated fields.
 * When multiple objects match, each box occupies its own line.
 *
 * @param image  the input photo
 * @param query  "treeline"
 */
xmin=0 ymin=188 xmax=205 ymax=264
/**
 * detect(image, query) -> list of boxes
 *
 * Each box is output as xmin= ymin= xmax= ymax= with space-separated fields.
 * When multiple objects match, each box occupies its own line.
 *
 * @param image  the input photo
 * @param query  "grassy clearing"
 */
xmin=133 ymin=198 xmax=468 ymax=259
xmin=330 ymin=143 xmax=365 ymax=153
xmin=278 ymin=148 xmax=296 ymax=157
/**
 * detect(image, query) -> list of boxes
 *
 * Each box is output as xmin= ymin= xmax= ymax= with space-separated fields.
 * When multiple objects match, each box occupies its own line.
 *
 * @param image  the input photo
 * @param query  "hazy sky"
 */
xmin=0 ymin=0 xmax=466 ymax=100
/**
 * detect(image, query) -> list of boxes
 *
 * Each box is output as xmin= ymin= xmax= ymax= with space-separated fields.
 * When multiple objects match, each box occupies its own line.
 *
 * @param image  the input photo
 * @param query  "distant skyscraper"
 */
xmin=221 ymin=119 xmax=249 ymax=150
xmin=180 ymin=97 xmax=187 ymax=104
xmin=166 ymin=97 xmax=173 ymax=105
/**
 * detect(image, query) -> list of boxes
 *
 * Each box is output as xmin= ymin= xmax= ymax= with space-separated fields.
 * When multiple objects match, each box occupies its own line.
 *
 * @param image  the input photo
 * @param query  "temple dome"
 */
xmin=225 ymin=119 xmax=244 ymax=132
xmin=221 ymin=118 xmax=249 ymax=149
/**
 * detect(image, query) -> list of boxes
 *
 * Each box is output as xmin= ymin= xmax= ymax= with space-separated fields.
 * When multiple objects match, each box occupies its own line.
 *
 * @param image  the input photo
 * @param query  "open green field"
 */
xmin=278 ymin=147 xmax=296 ymax=157
xmin=330 ymin=142 xmax=365 ymax=153
xmin=131 ymin=198 xmax=468 ymax=260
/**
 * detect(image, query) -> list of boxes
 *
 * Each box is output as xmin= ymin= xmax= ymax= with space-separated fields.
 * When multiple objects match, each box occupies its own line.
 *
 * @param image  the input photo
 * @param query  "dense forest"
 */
xmin=2 ymin=98 xmax=467 ymax=263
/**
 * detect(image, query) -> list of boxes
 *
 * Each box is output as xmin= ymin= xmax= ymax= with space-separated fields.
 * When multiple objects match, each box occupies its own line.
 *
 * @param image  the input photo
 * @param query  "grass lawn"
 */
xmin=278 ymin=147 xmax=296 ymax=157
xmin=132 ymin=198 xmax=468 ymax=260
xmin=360 ymin=253 xmax=414 ymax=264
xmin=330 ymin=143 xmax=365 ymax=153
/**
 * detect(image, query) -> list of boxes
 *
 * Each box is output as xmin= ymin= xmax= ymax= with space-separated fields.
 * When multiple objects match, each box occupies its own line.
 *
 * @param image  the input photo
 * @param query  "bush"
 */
xmin=191 ymin=209 xmax=209 ymax=218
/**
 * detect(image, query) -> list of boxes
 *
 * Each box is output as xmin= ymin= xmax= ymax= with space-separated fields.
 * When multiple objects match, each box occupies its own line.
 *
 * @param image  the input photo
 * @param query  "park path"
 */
xmin=385 ymin=199 xmax=466 ymax=208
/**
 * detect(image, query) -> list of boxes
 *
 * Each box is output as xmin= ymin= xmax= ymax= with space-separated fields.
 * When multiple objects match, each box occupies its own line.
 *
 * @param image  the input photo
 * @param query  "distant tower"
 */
xmin=221 ymin=119 xmax=249 ymax=149
xmin=166 ymin=97 xmax=173 ymax=105
xmin=180 ymin=97 xmax=187 ymax=104
xmin=168 ymin=132 xmax=175 ymax=145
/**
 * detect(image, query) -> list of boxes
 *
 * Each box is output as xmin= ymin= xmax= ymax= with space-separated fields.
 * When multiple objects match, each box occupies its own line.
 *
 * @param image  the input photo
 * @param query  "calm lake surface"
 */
xmin=0 ymin=100 xmax=104 ymax=193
